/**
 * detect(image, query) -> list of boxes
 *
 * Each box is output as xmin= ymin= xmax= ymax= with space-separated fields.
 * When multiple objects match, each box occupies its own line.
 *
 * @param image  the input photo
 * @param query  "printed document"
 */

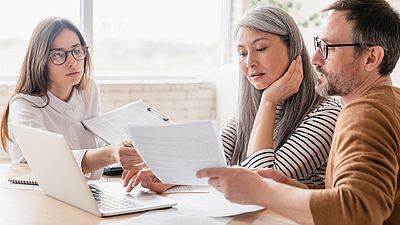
xmin=127 ymin=121 xmax=227 ymax=185
xmin=82 ymin=100 xmax=170 ymax=144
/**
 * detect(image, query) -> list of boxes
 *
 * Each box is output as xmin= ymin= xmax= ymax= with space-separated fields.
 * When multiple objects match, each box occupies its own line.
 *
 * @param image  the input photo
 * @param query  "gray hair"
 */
xmin=231 ymin=6 xmax=325 ymax=164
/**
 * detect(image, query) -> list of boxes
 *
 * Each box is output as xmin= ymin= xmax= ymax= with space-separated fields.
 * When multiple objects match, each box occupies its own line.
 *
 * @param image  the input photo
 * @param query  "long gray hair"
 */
xmin=231 ymin=6 xmax=325 ymax=165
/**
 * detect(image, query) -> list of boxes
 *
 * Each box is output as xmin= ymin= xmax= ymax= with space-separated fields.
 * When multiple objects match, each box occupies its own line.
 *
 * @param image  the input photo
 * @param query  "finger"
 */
xmin=196 ymin=167 xmax=227 ymax=178
xmin=123 ymin=170 xmax=137 ymax=187
xmin=208 ymin=177 xmax=220 ymax=187
xmin=132 ymin=168 xmax=154 ymax=189
xmin=285 ymin=57 xmax=297 ymax=78
xmin=122 ymin=160 xmax=146 ymax=171
xmin=142 ymin=181 xmax=174 ymax=193
xmin=122 ymin=170 xmax=128 ymax=180
xmin=126 ymin=169 xmax=148 ymax=192
xmin=255 ymin=168 xmax=276 ymax=177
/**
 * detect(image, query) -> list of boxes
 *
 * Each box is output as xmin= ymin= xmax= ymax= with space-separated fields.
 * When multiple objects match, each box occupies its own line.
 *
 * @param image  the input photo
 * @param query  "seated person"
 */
xmin=121 ymin=5 xmax=342 ymax=192
xmin=0 ymin=17 xmax=134 ymax=179
xmin=198 ymin=1 xmax=400 ymax=224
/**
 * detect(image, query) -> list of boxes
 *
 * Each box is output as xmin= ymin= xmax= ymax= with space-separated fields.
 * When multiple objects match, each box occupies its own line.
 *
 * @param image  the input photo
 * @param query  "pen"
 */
xmin=147 ymin=107 xmax=169 ymax=121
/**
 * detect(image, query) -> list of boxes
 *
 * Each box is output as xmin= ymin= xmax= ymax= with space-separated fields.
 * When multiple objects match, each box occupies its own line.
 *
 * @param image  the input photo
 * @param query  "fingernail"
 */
xmin=142 ymin=181 xmax=148 ymax=187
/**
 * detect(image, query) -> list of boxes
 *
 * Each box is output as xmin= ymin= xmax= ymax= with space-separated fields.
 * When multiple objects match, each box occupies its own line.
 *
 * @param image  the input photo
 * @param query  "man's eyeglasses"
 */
xmin=48 ymin=46 xmax=88 ymax=65
xmin=313 ymin=37 xmax=361 ymax=59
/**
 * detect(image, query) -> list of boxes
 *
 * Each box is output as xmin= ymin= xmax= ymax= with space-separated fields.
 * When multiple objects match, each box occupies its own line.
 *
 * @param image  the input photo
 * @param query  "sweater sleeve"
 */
xmin=310 ymin=102 xmax=399 ymax=225
xmin=241 ymin=99 xmax=341 ymax=181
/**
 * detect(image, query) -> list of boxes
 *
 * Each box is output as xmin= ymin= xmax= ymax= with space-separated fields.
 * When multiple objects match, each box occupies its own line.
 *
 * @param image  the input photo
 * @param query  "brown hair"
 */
xmin=322 ymin=0 xmax=400 ymax=75
xmin=1 ymin=17 xmax=92 ymax=150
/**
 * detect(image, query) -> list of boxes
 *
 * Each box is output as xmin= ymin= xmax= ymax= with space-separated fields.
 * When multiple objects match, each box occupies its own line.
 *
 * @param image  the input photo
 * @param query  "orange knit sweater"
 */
xmin=310 ymin=85 xmax=399 ymax=225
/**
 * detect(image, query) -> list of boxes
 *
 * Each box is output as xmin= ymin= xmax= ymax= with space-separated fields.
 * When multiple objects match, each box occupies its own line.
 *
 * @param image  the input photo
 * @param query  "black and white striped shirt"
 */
xmin=221 ymin=98 xmax=342 ymax=185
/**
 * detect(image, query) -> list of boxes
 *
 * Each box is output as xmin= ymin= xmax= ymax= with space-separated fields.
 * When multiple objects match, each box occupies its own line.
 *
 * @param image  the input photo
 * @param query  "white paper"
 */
xmin=163 ymin=185 xmax=210 ymax=193
xmin=82 ymin=100 xmax=171 ymax=144
xmin=127 ymin=121 xmax=227 ymax=185
xmin=166 ymin=187 xmax=264 ymax=217
xmin=0 ymin=183 xmax=41 ymax=191
xmin=114 ymin=208 xmax=231 ymax=225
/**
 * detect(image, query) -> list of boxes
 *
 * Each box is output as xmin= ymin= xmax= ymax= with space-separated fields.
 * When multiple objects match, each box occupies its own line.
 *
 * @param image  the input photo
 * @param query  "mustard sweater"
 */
xmin=310 ymin=85 xmax=399 ymax=225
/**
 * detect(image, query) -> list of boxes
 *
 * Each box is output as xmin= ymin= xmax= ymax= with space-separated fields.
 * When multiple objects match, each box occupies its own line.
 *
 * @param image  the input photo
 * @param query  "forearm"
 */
xmin=261 ymin=179 xmax=314 ymax=225
xmin=247 ymin=101 xmax=276 ymax=156
xmin=81 ymin=145 xmax=117 ymax=174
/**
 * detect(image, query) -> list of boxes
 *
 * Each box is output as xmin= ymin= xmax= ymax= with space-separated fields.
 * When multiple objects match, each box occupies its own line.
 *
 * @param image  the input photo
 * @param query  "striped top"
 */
xmin=221 ymin=98 xmax=342 ymax=185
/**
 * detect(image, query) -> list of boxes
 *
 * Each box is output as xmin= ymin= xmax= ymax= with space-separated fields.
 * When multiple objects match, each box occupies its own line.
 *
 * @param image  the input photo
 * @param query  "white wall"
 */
xmin=216 ymin=64 xmax=239 ymax=125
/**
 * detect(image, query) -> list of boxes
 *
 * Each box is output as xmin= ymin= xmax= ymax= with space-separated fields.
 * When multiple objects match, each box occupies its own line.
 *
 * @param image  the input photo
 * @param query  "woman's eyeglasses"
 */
xmin=48 ymin=46 xmax=88 ymax=65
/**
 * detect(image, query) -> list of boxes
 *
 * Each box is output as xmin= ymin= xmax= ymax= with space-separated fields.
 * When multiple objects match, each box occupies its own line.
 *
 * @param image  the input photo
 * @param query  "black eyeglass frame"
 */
xmin=313 ymin=37 xmax=362 ymax=60
xmin=48 ymin=46 xmax=89 ymax=65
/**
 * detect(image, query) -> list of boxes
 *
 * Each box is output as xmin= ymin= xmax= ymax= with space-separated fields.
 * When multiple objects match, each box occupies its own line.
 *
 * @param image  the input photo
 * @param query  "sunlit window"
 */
xmin=0 ymin=0 xmax=79 ymax=81
xmin=92 ymin=0 xmax=223 ymax=80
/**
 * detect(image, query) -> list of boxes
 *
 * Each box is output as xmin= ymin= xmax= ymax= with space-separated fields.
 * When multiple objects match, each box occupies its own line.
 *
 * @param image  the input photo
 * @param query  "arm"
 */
xmin=242 ymin=100 xmax=341 ymax=181
xmin=197 ymin=167 xmax=315 ymax=225
xmin=247 ymin=56 xmax=303 ymax=155
xmin=310 ymin=102 xmax=398 ymax=225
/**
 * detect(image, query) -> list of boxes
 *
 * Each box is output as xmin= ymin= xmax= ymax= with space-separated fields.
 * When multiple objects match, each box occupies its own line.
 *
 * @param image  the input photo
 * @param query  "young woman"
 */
xmin=0 ymin=17 xmax=133 ymax=179
xmin=122 ymin=5 xmax=342 ymax=192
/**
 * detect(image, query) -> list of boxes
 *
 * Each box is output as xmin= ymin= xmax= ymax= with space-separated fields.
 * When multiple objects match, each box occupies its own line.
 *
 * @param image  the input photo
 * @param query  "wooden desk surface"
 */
xmin=0 ymin=163 xmax=298 ymax=225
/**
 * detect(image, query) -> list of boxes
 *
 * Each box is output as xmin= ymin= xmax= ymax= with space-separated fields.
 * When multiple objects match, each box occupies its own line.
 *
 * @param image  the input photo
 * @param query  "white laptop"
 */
xmin=10 ymin=123 xmax=177 ymax=217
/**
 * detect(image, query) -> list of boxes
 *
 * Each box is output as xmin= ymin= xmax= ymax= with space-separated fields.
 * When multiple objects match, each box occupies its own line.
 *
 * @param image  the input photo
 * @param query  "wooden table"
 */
xmin=0 ymin=163 xmax=298 ymax=225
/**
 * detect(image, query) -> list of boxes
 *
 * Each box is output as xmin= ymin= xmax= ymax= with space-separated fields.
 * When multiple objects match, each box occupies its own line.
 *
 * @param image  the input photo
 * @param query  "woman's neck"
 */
xmin=48 ymin=85 xmax=74 ymax=102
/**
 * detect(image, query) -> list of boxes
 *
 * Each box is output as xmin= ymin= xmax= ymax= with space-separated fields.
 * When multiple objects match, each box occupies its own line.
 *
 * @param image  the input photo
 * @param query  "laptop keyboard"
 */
xmin=89 ymin=185 xmax=143 ymax=212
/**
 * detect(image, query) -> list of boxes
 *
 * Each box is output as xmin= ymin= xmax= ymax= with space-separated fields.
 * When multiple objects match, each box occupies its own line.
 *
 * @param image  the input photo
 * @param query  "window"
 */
xmin=92 ymin=0 xmax=223 ymax=80
xmin=0 ymin=0 xmax=79 ymax=81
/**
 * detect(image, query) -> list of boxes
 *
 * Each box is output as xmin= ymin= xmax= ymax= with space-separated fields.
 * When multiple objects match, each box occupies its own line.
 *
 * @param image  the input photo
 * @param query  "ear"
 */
xmin=364 ymin=46 xmax=385 ymax=72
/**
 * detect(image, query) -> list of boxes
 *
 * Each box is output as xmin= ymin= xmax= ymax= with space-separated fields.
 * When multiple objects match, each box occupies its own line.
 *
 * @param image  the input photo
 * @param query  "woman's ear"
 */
xmin=364 ymin=46 xmax=385 ymax=72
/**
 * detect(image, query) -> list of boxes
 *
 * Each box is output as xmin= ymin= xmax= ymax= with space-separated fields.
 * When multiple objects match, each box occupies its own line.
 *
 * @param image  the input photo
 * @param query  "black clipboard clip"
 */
xmin=147 ymin=107 xmax=169 ymax=122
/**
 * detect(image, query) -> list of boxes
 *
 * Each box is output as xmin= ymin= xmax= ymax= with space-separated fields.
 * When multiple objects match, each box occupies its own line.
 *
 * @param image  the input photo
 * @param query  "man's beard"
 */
xmin=314 ymin=63 xmax=361 ymax=97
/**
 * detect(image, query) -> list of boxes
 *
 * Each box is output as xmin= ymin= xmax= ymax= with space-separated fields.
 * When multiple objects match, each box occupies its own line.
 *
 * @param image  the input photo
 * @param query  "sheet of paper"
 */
xmin=127 ymin=121 xmax=227 ymax=185
xmin=82 ymin=100 xmax=171 ymax=144
xmin=0 ymin=183 xmax=41 ymax=191
xmin=166 ymin=187 xmax=264 ymax=217
xmin=112 ymin=208 xmax=231 ymax=225
xmin=163 ymin=185 xmax=210 ymax=193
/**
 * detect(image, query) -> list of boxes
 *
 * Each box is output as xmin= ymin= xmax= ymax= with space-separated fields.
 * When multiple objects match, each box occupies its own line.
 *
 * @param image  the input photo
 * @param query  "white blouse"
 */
xmin=8 ymin=79 xmax=102 ymax=179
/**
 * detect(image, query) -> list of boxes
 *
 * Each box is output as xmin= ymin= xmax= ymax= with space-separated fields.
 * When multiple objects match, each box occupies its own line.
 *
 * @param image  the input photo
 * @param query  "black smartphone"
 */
xmin=103 ymin=166 xmax=123 ymax=176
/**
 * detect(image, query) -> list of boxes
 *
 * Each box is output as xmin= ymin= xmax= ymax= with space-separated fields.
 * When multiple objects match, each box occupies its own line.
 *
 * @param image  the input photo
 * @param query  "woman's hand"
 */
xmin=262 ymin=55 xmax=303 ymax=105
xmin=255 ymin=168 xmax=308 ymax=189
xmin=115 ymin=139 xmax=143 ymax=170
xmin=123 ymin=166 xmax=174 ymax=193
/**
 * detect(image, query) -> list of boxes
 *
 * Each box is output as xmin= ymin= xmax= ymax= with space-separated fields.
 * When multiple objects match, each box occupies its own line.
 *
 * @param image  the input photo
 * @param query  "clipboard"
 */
xmin=82 ymin=100 xmax=171 ymax=144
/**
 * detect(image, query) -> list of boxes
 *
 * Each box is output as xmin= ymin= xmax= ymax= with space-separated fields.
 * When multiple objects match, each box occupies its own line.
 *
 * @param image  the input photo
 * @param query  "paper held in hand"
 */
xmin=127 ymin=121 xmax=227 ymax=185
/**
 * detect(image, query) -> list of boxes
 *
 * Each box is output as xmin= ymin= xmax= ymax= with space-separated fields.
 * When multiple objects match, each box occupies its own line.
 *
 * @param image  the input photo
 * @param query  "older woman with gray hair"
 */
xmin=221 ymin=5 xmax=341 ymax=186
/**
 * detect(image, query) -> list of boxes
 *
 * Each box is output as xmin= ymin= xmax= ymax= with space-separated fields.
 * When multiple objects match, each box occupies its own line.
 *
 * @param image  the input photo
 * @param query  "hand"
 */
xmin=116 ymin=138 xmax=143 ymax=170
xmin=196 ymin=166 xmax=268 ymax=206
xmin=123 ymin=166 xmax=174 ymax=193
xmin=262 ymin=55 xmax=304 ymax=105
xmin=122 ymin=162 xmax=147 ymax=188
xmin=255 ymin=168 xmax=291 ymax=184
xmin=255 ymin=168 xmax=308 ymax=189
